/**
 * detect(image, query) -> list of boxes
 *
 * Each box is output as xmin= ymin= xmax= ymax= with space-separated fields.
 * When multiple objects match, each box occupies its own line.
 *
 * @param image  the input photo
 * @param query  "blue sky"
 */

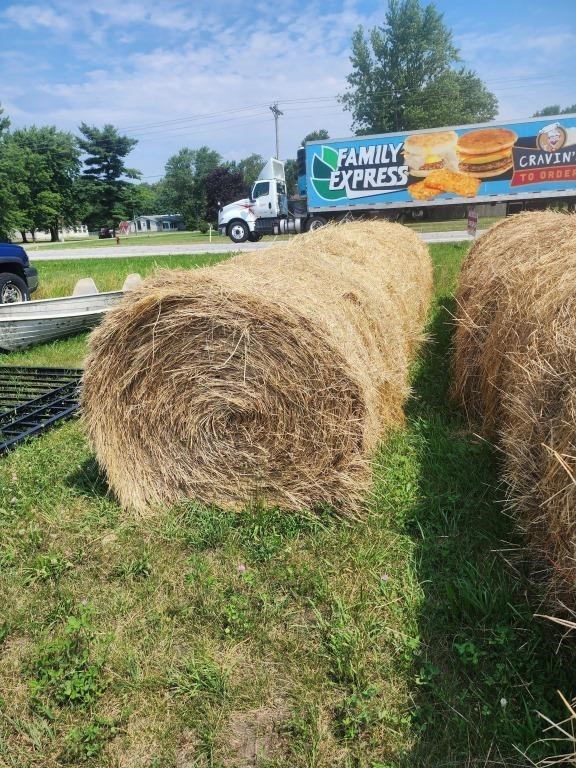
xmin=1 ymin=0 xmax=575 ymax=180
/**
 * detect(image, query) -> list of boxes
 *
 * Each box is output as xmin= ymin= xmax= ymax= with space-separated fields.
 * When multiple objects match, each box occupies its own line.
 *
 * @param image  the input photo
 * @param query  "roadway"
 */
xmin=28 ymin=230 xmax=481 ymax=261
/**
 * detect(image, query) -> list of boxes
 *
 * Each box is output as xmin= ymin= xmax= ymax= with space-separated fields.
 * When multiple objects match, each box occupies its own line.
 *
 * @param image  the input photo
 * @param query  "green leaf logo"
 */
xmin=322 ymin=146 xmax=339 ymax=170
xmin=311 ymin=146 xmax=346 ymax=201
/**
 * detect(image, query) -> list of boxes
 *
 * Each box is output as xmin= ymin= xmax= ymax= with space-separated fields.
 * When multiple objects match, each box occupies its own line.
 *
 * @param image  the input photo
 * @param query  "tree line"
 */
xmin=0 ymin=113 xmax=144 ymax=242
xmin=0 ymin=106 xmax=328 ymax=241
xmin=1 ymin=0 xmax=573 ymax=241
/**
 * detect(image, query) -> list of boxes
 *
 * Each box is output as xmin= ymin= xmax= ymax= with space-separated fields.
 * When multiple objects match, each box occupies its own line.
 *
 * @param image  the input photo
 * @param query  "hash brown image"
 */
xmin=424 ymin=169 xmax=481 ymax=197
xmin=408 ymin=169 xmax=481 ymax=200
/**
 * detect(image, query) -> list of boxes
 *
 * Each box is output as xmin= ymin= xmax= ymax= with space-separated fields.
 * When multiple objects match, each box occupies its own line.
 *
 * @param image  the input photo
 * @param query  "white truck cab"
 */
xmin=218 ymin=158 xmax=289 ymax=242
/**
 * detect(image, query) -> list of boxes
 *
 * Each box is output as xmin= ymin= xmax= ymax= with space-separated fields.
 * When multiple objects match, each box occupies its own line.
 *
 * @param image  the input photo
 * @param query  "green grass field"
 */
xmin=19 ymin=216 xmax=502 ymax=252
xmin=404 ymin=215 xmax=502 ymax=233
xmin=0 ymin=245 xmax=573 ymax=767
xmin=23 ymin=231 xmax=228 ymax=251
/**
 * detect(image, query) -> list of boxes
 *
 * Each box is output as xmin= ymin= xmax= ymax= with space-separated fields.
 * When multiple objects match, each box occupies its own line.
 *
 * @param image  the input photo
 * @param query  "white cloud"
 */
xmin=457 ymin=28 xmax=576 ymax=57
xmin=2 ymin=3 xmax=71 ymax=31
xmin=2 ymin=0 xmax=575 ymax=176
xmin=454 ymin=24 xmax=576 ymax=120
xmin=1 ymin=1 xmax=371 ymax=174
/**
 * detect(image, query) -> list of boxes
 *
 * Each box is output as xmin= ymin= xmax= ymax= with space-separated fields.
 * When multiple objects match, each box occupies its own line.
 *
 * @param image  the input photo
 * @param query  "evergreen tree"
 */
xmin=77 ymin=123 xmax=139 ymax=229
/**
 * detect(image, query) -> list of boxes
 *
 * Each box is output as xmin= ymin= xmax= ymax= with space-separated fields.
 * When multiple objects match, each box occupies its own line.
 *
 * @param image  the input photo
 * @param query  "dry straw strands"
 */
xmin=82 ymin=221 xmax=432 ymax=515
xmin=453 ymin=211 xmax=576 ymax=601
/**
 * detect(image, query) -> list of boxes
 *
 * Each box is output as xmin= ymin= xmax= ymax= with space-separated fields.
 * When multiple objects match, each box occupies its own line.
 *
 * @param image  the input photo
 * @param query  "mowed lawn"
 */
xmin=23 ymin=231 xmax=230 ymax=252
xmin=0 ymin=245 xmax=573 ymax=767
xmin=18 ymin=216 xmax=502 ymax=253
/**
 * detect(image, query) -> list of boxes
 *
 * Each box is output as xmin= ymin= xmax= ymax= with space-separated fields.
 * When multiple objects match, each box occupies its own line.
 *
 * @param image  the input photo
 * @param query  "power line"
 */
xmin=3 ymin=77 xmax=574 ymax=161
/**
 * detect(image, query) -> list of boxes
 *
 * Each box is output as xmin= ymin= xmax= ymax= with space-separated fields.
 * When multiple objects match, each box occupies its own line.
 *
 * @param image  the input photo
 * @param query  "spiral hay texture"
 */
xmin=453 ymin=211 xmax=576 ymax=600
xmin=82 ymin=221 xmax=432 ymax=515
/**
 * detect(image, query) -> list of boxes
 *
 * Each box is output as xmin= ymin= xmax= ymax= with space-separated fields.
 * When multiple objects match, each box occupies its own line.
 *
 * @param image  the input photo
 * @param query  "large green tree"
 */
xmin=0 ymin=143 xmax=29 ymax=241
xmin=162 ymin=146 xmax=221 ymax=228
xmin=0 ymin=103 xmax=10 ymax=138
xmin=301 ymin=129 xmax=330 ymax=146
xmin=340 ymin=0 xmax=497 ymax=134
xmin=204 ymin=166 xmax=246 ymax=223
xmin=0 ymin=106 xmax=19 ymax=240
xmin=236 ymin=153 xmax=265 ymax=188
xmin=77 ymin=123 xmax=139 ymax=229
xmin=0 ymin=126 xmax=81 ymax=241
xmin=284 ymin=159 xmax=298 ymax=197
xmin=121 ymin=182 xmax=162 ymax=221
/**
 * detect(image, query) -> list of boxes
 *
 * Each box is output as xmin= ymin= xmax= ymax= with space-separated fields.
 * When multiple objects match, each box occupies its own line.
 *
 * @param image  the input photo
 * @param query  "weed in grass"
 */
xmin=175 ymin=503 xmax=236 ymax=550
xmin=43 ymin=593 xmax=78 ymax=629
xmin=0 ymin=623 xmax=10 ymax=645
xmin=235 ymin=505 xmax=330 ymax=564
xmin=222 ymin=592 xmax=254 ymax=638
xmin=22 ymin=552 xmax=72 ymax=584
xmin=110 ymin=553 xmax=152 ymax=580
xmin=318 ymin=600 xmax=366 ymax=687
xmin=171 ymin=502 xmax=330 ymax=563
xmin=184 ymin=553 xmax=217 ymax=589
xmin=453 ymin=638 xmax=485 ymax=666
xmin=0 ymin=502 xmax=19 ymax=525
xmin=59 ymin=716 xmax=121 ymax=763
xmin=24 ymin=609 xmax=106 ymax=710
xmin=168 ymin=655 xmax=228 ymax=701
xmin=334 ymin=685 xmax=382 ymax=742
xmin=17 ymin=523 xmax=44 ymax=554
xmin=0 ymin=545 xmax=16 ymax=569
xmin=277 ymin=559 xmax=330 ymax=602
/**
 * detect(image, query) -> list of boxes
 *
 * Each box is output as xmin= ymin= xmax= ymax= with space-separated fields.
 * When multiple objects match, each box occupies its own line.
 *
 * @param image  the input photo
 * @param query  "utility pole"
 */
xmin=270 ymin=102 xmax=283 ymax=158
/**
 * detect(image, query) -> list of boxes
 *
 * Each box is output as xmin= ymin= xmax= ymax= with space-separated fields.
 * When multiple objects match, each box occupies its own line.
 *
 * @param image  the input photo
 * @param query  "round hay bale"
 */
xmin=82 ymin=221 xmax=432 ymax=515
xmin=453 ymin=210 xmax=576 ymax=599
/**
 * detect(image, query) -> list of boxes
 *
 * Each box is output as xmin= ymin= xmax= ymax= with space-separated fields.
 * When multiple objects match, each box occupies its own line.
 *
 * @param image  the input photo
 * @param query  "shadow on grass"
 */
xmin=403 ymin=297 xmax=575 ymax=767
xmin=66 ymin=455 xmax=110 ymax=498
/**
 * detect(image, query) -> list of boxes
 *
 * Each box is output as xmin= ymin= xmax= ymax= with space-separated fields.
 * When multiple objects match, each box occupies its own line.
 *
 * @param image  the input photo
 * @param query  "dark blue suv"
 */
xmin=0 ymin=243 xmax=39 ymax=303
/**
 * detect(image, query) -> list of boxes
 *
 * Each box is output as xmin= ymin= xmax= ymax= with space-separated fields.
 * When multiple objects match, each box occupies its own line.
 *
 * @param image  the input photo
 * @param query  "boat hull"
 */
xmin=0 ymin=292 xmax=123 ymax=351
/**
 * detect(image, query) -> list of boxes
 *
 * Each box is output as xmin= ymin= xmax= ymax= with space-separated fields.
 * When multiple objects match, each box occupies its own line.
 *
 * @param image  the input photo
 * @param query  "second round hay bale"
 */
xmin=453 ymin=211 xmax=576 ymax=599
xmin=82 ymin=221 xmax=432 ymax=515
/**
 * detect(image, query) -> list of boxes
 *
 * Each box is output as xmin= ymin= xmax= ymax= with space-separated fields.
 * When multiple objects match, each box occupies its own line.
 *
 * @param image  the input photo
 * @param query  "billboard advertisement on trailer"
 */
xmin=305 ymin=115 xmax=576 ymax=210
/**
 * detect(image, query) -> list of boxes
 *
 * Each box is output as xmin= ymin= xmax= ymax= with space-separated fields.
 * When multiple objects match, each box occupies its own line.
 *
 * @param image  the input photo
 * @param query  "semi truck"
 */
xmin=218 ymin=114 xmax=576 ymax=242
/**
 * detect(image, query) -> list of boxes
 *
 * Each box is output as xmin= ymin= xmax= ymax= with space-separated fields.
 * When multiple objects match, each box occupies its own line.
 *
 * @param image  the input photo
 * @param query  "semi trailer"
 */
xmin=218 ymin=114 xmax=576 ymax=242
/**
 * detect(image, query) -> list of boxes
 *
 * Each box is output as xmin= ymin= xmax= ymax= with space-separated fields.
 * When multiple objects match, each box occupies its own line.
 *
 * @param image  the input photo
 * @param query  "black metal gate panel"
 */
xmin=0 ymin=367 xmax=82 ymax=455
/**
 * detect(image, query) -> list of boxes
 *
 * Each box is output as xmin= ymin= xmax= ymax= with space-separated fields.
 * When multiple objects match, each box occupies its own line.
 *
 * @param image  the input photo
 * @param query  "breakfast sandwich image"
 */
xmin=457 ymin=127 xmax=518 ymax=178
xmin=403 ymin=130 xmax=458 ymax=177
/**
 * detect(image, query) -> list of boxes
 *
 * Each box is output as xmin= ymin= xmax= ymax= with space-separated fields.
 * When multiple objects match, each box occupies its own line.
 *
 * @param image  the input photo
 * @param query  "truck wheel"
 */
xmin=228 ymin=220 xmax=249 ymax=243
xmin=0 ymin=273 xmax=30 ymax=303
xmin=248 ymin=232 xmax=263 ymax=242
xmin=306 ymin=216 xmax=326 ymax=232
